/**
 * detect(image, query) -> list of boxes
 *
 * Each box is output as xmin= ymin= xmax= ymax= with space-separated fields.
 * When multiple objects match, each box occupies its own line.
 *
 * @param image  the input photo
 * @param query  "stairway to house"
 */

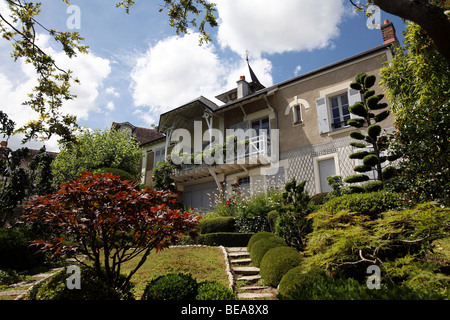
xmin=226 ymin=247 xmax=277 ymax=300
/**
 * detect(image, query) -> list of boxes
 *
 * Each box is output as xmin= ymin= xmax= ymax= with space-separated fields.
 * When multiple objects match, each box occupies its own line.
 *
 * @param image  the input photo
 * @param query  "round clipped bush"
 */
xmin=367 ymin=124 xmax=382 ymax=138
xmin=350 ymin=131 xmax=366 ymax=141
xmin=250 ymin=236 xmax=287 ymax=267
xmin=363 ymin=154 xmax=379 ymax=166
xmin=142 ymin=273 xmax=198 ymax=300
xmin=195 ymin=281 xmax=235 ymax=300
xmin=247 ymin=232 xmax=276 ymax=252
xmin=278 ymin=266 xmax=330 ymax=299
xmin=344 ymin=174 xmax=370 ymax=184
xmin=200 ymin=217 xmax=236 ymax=234
xmin=260 ymin=247 xmax=303 ymax=287
xmin=27 ymin=266 xmax=133 ymax=300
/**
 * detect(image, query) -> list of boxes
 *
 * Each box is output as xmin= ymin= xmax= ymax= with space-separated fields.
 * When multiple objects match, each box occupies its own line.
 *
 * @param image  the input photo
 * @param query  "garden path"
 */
xmin=225 ymin=247 xmax=277 ymax=300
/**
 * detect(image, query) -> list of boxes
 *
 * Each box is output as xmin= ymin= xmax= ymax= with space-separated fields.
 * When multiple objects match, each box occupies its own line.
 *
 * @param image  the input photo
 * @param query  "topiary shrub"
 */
xmin=197 ymin=232 xmax=254 ymax=247
xmin=0 ymin=228 xmax=44 ymax=271
xmin=200 ymin=217 xmax=236 ymax=234
xmin=278 ymin=266 xmax=329 ymax=299
xmin=250 ymin=236 xmax=287 ymax=267
xmin=27 ymin=266 xmax=134 ymax=300
xmin=260 ymin=247 xmax=303 ymax=287
xmin=195 ymin=281 xmax=235 ymax=300
xmin=142 ymin=273 xmax=198 ymax=300
xmin=247 ymin=232 xmax=276 ymax=252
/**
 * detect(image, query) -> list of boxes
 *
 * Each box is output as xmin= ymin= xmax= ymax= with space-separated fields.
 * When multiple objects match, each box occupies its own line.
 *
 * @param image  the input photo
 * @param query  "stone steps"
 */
xmin=226 ymin=247 xmax=277 ymax=301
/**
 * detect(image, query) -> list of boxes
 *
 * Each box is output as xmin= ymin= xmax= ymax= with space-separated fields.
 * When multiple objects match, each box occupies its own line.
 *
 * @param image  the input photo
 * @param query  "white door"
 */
xmin=318 ymin=158 xmax=336 ymax=193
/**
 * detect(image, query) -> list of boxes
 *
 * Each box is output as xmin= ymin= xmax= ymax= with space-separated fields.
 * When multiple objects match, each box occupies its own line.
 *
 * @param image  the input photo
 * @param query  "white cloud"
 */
xmin=294 ymin=65 xmax=302 ymax=76
xmin=0 ymin=33 xmax=111 ymax=152
xmin=106 ymin=87 xmax=120 ymax=97
xmin=216 ymin=0 xmax=346 ymax=55
xmin=130 ymin=32 xmax=273 ymax=114
xmin=106 ymin=101 xmax=115 ymax=111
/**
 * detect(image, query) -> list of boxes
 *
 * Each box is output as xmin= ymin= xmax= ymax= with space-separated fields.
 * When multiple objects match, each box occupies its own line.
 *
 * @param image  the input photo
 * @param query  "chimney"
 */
xmin=237 ymin=75 xmax=249 ymax=99
xmin=381 ymin=20 xmax=398 ymax=45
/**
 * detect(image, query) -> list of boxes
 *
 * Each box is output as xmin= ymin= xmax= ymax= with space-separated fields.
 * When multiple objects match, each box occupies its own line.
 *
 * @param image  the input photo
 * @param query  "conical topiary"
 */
xmin=345 ymin=72 xmax=400 ymax=190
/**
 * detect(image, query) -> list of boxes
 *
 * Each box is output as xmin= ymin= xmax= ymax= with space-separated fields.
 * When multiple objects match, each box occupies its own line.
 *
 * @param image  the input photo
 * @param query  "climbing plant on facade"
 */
xmin=345 ymin=73 xmax=401 ymax=191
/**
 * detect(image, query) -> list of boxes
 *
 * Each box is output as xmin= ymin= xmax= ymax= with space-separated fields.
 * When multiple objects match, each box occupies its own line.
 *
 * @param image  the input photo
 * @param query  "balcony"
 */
xmin=171 ymin=134 xmax=272 ymax=183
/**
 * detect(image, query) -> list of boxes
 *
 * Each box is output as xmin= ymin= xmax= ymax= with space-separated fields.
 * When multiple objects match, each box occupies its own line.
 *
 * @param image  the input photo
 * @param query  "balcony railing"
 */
xmin=172 ymin=133 xmax=272 ymax=176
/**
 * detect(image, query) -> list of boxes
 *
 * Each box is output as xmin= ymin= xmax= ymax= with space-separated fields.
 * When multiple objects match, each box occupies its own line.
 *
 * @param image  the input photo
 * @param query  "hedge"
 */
xmin=260 ymin=247 xmax=303 ymax=287
xmin=247 ymin=232 xmax=276 ymax=252
xmin=249 ymin=236 xmax=287 ymax=267
xmin=200 ymin=217 xmax=236 ymax=234
xmin=197 ymin=232 xmax=254 ymax=247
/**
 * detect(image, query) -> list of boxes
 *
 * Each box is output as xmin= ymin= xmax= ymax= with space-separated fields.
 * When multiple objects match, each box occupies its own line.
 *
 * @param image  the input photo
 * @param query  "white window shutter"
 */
xmin=316 ymin=97 xmax=330 ymax=134
xmin=348 ymin=88 xmax=363 ymax=119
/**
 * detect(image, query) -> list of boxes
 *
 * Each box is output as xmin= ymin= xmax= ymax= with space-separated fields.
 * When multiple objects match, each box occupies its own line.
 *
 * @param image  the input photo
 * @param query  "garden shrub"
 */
xmin=0 ymin=228 xmax=44 ymax=271
xmin=267 ymin=211 xmax=279 ymax=232
xmin=310 ymin=192 xmax=329 ymax=205
xmin=27 ymin=266 xmax=134 ymax=300
xmin=0 ymin=268 xmax=19 ymax=285
xmin=260 ymin=247 xmax=303 ymax=287
xmin=247 ymin=232 xmax=276 ymax=252
xmin=249 ymin=236 xmax=287 ymax=267
xmin=142 ymin=273 xmax=198 ymax=300
xmin=278 ymin=266 xmax=329 ymax=299
xmin=278 ymin=272 xmax=444 ymax=300
xmin=197 ymin=232 xmax=254 ymax=247
xmin=94 ymin=167 xmax=135 ymax=181
xmin=200 ymin=217 xmax=236 ymax=234
xmin=195 ymin=281 xmax=235 ymax=300
xmin=320 ymin=191 xmax=404 ymax=218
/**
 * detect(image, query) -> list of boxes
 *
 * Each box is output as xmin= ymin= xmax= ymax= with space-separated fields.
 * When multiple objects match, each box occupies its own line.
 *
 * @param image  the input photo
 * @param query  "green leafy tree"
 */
xmin=51 ymin=128 xmax=143 ymax=186
xmin=351 ymin=0 xmax=450 ymax=63
xmin=0 ymin=1 xmax=87 ymax=143
xmin=345 ymin=73 xmax=400 ymax=190
xmin=1 ymin=112 xmax=55 ymax=226
xmin=380 ymin=21 xmax=449 ymax=204
xmin=275 ymin=178 xmax=314 ymax=250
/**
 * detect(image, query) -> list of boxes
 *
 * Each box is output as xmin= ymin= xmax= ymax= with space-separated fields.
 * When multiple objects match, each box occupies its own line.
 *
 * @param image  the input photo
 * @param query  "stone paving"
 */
xmin=225 ymin=247 xmax=277 ymax=300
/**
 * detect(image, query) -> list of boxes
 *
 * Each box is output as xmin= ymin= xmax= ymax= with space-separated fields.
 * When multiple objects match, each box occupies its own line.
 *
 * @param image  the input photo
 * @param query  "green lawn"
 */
xmin=119 ymin=246 xmax=230 ymax=299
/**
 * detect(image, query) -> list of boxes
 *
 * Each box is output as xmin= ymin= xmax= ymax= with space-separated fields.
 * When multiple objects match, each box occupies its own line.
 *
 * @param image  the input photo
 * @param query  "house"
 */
xmin=126 ymin=20 xmax=399 ymax=212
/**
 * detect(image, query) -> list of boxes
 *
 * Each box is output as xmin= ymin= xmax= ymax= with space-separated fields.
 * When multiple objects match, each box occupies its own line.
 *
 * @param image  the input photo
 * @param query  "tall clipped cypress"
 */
xmin=345 ymin=72 xmax=400 ymax=191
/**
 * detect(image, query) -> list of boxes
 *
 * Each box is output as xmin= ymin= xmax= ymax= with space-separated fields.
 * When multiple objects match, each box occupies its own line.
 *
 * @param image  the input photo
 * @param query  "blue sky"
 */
xmin=0 ymin=0 xmax=406 ymax=152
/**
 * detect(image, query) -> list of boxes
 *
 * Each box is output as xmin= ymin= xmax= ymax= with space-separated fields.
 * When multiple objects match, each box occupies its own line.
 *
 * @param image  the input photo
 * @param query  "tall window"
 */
xmin=329 ymin=93 xmax=350 ymax=130
xmin=153 ymin=148 xmax=165 ymax=168
xmin=293 ymin=105 xmax=302 ymax=124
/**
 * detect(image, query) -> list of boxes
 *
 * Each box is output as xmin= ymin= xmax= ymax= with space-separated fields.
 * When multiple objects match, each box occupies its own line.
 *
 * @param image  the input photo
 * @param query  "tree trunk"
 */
xmin=373 ymin=0 xmax=450 ymax=62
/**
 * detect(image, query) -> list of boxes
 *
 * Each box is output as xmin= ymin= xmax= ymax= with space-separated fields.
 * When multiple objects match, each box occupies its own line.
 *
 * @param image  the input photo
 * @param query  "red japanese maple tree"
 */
xmin=23 ymin=172 xmax=199 ymax=290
